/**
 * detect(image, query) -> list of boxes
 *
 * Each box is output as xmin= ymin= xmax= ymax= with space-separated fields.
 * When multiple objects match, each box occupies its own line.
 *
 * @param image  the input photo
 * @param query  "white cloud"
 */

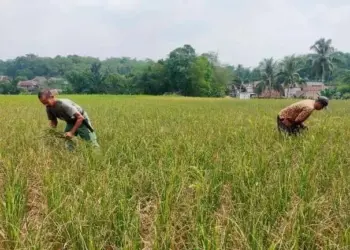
xmin=106 ymin=0 xmax=142 ymax=11
xmin=0 ymin=0 xmax=350 ymax=67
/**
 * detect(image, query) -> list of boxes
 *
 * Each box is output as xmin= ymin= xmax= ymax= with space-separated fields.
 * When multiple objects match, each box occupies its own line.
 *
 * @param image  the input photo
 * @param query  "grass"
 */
xmin=0 ymin=94 xmax=350 ymax=249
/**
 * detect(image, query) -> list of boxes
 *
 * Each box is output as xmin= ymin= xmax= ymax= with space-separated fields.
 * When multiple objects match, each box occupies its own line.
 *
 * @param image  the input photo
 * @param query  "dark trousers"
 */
xmin=277 ymin=116 xmax=305 ymax=136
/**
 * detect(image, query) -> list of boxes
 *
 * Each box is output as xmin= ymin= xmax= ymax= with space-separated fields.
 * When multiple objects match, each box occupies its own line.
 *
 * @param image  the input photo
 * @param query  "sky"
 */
xmin=0 ymin=0 xmax=349 ymax=67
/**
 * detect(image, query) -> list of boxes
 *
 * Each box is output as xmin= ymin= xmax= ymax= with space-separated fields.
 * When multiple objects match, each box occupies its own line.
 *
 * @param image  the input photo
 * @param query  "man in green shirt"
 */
xmin=38 ymin=89 xmax=100 ymax=150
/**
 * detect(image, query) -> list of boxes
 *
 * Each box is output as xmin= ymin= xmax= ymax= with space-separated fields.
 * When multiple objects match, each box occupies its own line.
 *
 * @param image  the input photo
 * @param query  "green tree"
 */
xmin=0 ymin=60 xmax=6 ymax=75
xmin=55 ymin=56 xmax=74 ymax=76
xmin=188 ymin=56 xmax=213 ymax=96
xmin=259 ymin=58 xmax=278 ymax=96
xmin=278 ymin=55 xmax=303 ymax=97
xmin=102 ymin=57 xmax=151 ymax=76
xmin=250 ymin=68 xmax=261 ymax=81
xmin=137 ymin=62 xmax=167 ymax=95
xmin=202 ymin=52 xmax=220 ymax=66
xmin=65 ymin=71 xmax=90 ymax=93
xmin=4 ymin=40 xmax=350 ymax=97
xmin=88 ymin=62 xmax=108 ymax=93
xmin=203 ymin=53 xmax=233 ymax=96
xmin=235 ymin=64 xmax=251 ymax=93
xmin=105 ymin=74 xmax=129 ymax=94
xmin=166 ymin=44 xmax=196 ymax=94
xmin=310 ymin=38 xmax=337 ymax=82
xmin=337 ymin=84 xmax=350 ymax=97
xmin=211 ymin=65 xmax=231 ymax=97
xmin=320 ymin=87 xmax=337 ymax=98
xmin=340 ymin=70 xmax=350 ymax=84
xmin=0 ymin=77 xmax=23 ymax=94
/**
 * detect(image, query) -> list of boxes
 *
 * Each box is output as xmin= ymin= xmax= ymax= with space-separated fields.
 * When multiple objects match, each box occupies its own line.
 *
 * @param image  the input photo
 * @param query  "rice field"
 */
xmin=0 ymin=95 xmax=350 ymax=250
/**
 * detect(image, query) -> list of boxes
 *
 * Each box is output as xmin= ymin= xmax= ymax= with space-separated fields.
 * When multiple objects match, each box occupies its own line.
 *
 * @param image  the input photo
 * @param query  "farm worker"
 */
xmin=277 ymin=96 xmax=329 ymax=135
xmin=38 ymin=89 xmax=100 ymax=150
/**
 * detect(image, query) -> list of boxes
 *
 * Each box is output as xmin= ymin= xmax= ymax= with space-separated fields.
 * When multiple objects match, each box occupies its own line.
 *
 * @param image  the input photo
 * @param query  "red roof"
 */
xmin=17 ymin=80 xmax=39 ymax=87
xmin=302 ymin=86 xmax=324 ymax=92
xmin=260 ymin=89 xmax=281 ymax=97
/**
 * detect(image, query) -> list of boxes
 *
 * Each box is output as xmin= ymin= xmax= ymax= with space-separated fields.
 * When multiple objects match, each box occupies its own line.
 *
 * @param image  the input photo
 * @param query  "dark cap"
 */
xmin=316 ymin=96 xmax=329 ymax=107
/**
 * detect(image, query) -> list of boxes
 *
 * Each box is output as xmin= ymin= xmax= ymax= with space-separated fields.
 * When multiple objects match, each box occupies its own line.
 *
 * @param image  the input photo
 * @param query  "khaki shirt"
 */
xmin=46 ymin=99 xmax=84 ymax=123
xmin=279 ymin=99 xmax=315 ymax=123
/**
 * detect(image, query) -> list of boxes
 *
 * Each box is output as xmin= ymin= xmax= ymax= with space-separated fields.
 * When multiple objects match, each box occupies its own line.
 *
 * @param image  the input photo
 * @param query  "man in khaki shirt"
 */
xmin=38 ymin=89 xmax=100 ymax=150
xmin=277 ymin=96 xmax=329 ymax=135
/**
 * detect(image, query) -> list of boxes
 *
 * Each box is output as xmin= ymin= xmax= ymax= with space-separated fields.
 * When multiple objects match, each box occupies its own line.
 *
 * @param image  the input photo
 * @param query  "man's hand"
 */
xmin=69 ymin=112 xmax=84 ymax=135
xmin=65 ymin=131 xmax=74 ymax=139
xmin=50 ymin=120 xmax=58 ymax=128
xmin=300 ymin=123 xmax=308 ymax=130
xmin=282 ymin=119 xmax=293 ymax=127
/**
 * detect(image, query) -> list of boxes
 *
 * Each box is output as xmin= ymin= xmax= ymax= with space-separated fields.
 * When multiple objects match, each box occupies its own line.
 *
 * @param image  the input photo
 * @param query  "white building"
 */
xmin=284 ymin=87 xmax=302 ymax=98
xmin=284 ymin=82 xmax=327 ymax=99
xmin=239 ymin=92 xmax=256 ymax=99
xmin=238 ymin=83 xmax=256 ymax=99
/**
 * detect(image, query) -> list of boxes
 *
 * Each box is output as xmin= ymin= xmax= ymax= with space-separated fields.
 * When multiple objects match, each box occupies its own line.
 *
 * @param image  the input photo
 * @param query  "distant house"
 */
xmin=17 ymin=76 xmax=53 ymax=92
xmin=251 ymin=81 xmax=260 ymax=88
xmin=32 ymin=76 xmax=48 ymax=86
xmin=239 ymin=92 xmax=257 ymax=99
xmin=0 ymin=76 xmax=10 ymax=82
xmin=284 ymin=87 xmax=302 ymax=98
xmin=260 ymin=89 xmax=282 ymax=98
xmin=17 ymin=80 xmax=39 ymax=92
xmin=301 ymin=82 xmax=327 ymax=99
xmin=50 ymin=88 xmax=63 ymax=95
xmin=246 ymin=84 xmax=254 ymax=93
xmin=238 ymin=83 xmax=257 ymax=99
xmin=284 ymin=82 xmax=327 ymax=99
xmin=48 ymin=77 xmax=61 ymax=81
xmin=238 ymin=81 xmax=327 ymax=99
xmin=49 ymin=77 xmax=68 ymax=84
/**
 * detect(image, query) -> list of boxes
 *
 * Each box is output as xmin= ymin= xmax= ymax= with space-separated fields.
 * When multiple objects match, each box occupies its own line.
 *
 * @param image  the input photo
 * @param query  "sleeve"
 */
xmin=294 ymin=107 xmax=313 ymax=124
xmin=46 ymin=108 xmax=57 ymax=121
xmin=62 ymin=102 xmax=79 ymax=119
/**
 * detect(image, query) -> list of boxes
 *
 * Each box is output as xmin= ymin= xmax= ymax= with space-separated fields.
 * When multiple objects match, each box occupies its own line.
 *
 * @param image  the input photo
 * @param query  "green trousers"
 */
xmin=64 ymin=112 xmax=100 ymax=150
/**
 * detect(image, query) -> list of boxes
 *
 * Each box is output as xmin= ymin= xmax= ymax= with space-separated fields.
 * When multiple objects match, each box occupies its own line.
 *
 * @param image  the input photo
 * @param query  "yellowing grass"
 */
xmin=0 ymin=95 xmax=350 ymax=249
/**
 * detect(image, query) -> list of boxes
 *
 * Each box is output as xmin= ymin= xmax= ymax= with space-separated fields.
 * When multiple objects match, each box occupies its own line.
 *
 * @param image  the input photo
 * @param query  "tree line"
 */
xmin=1 ymin=38 xmax=350 ymax=98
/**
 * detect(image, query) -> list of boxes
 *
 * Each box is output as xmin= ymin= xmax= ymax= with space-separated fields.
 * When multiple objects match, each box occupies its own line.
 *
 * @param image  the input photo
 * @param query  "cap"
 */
xmin=316 ymin=96 xmax=329 ymax=108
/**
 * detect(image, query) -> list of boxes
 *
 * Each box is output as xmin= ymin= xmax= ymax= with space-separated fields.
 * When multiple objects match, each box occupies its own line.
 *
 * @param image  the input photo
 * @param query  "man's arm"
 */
xmin=294 ymin=108 xmax=313 ymax=125
xmin=69 ymin=112 xmax=84 ymax=135
xmin=47 ymin=109 xmax=58 ymax=128
xmin=50 ymin=119 xmax=58 ymax=128
xmin=61 ymin=101 xmax=85 ymax=137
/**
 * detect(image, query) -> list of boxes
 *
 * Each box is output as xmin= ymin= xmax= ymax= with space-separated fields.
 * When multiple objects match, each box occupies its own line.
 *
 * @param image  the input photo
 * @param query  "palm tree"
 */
xmin=235 ymin=64 xmax=251 ymax=93
xmin=259 ymin=58 xmax=278 ymax=97
xmin=278 ymin=55 xmax=303 ymax=98
xmin=310 ymin=38 xmax=337 ymax=82
xmin=341 ymin=70 xmax=350 ymax=84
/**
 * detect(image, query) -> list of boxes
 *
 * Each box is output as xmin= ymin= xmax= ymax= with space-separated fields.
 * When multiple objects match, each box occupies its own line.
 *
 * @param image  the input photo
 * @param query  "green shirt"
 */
xmin=46 ymin=98 xmax=84 ymax=123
